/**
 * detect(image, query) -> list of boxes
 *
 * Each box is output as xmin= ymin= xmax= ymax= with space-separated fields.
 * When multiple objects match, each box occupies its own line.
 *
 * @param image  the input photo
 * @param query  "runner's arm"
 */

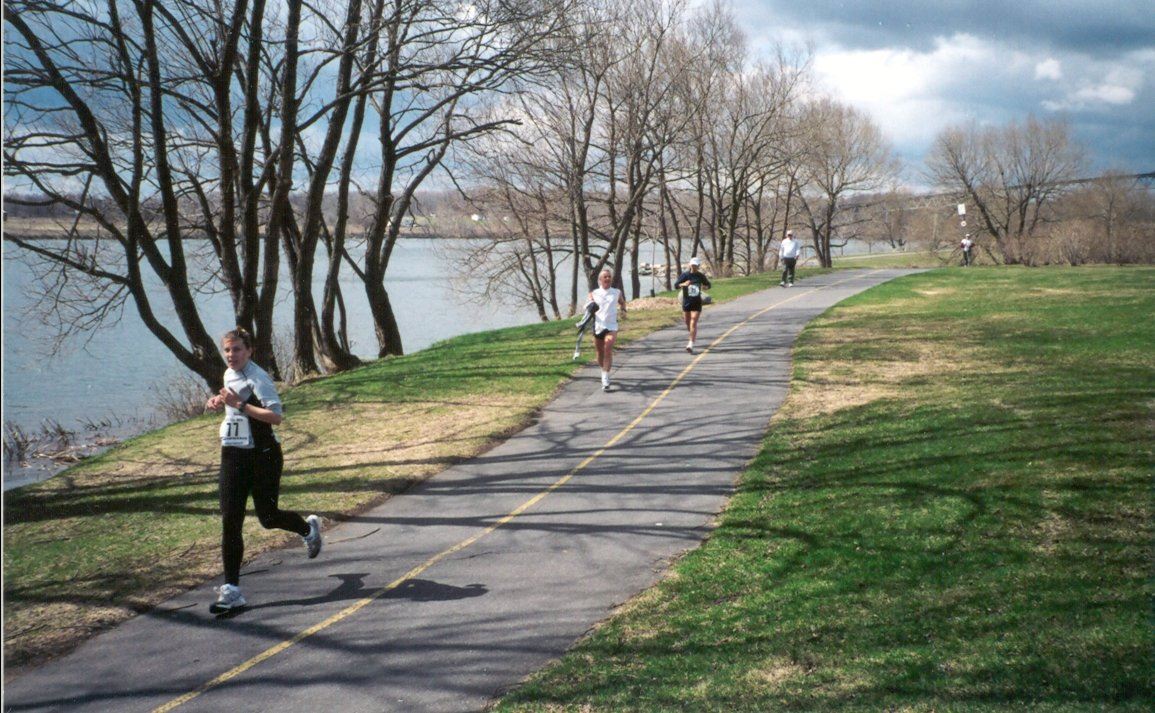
xmin=219 ymin=388 xmax=284 ymax=426
xmin=240 ymin=401 xmax=283 ymax=426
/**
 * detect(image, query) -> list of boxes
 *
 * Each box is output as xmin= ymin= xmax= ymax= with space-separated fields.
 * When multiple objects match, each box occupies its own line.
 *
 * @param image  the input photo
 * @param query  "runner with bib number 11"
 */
xmin=203 ymin=327 xmax=323 ymax=614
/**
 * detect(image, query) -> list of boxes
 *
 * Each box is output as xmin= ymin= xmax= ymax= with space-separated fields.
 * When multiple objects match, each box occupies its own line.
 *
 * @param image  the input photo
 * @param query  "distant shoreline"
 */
xmin=1 ymin=216 xmax=493 ymax=242
xmin=2 ymin=230 xmax=473 ymax=242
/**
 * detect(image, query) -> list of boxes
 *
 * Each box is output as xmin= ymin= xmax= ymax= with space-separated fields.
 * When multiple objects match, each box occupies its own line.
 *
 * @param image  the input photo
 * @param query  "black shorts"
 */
xmin=682 ymin=298 xmax=702 ymax=313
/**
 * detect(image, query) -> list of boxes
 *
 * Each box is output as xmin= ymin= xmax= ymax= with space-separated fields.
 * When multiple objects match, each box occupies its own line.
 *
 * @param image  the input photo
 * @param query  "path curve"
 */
xmin=5 ymin=269 xmax=918 ymax=712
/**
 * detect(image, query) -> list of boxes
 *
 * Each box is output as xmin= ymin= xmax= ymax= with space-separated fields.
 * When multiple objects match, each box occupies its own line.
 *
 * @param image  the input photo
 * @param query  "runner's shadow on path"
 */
xmin=246 ymin=574 xmax=487 ymax=613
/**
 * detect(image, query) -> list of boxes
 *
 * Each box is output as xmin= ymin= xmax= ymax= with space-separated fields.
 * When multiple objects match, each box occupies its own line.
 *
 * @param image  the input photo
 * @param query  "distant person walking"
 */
xmin=675 ymin=256 xmax=712 ymax=354
xmin=204 ymin=327 xmax=322 ymax=614
xmin=588 ymin=269 xmax=627 ymax=391
xmin=779 ymin=230 xmax=801 ymax=286
xmin=960 ymin=234 xmax=975 ymax=266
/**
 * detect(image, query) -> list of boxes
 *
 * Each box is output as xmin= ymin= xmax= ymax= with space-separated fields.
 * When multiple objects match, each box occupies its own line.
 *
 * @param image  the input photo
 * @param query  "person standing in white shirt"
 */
xmin=588 ymin=268 xmax=627 ymax=391
xmin=960 ymin=234 xmax=975 ymax=266
xmin=779 ymin=230 xmax=801 ymax=286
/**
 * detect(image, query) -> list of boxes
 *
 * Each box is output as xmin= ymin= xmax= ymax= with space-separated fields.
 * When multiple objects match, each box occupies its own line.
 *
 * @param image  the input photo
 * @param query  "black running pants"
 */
xmin=782 ymin=257 xmax=797 ymax=284
xmin=219 ymin=444 xmax=308 ymax=585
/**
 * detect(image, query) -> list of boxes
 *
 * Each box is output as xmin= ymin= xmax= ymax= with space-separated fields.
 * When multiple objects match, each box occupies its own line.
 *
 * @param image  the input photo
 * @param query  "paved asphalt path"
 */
xmin=6 ymin=269 xmax=918 ymax=713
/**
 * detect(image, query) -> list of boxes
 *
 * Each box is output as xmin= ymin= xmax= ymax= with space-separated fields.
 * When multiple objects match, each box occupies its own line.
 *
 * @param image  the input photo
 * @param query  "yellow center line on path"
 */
xmin=154 ymin=271 xmax=879 ymax=712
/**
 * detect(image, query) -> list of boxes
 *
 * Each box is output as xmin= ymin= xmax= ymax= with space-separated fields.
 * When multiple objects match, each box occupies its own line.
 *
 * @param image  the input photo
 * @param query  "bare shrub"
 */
xmin=271 ymin=329 xmax=304 ymax=386
xmin=4 ymin=422 xmax=33 ymax=463
xmin=154 ymin=374 xmax=211 ymax=422
xmin=40 ymin=419 xmax=75 ymax=449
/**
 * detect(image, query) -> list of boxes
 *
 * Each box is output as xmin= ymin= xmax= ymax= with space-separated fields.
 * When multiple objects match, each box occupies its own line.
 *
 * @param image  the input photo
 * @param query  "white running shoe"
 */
xmin=304 ymin=514 xmax=323 ymax=559
xmin=601 ymin=373 xmax=610 ymax=391
xmin=210 ymin=583 xmax=246 ymax=614
xmin=686 ymin=341 xmax=694 ymax=354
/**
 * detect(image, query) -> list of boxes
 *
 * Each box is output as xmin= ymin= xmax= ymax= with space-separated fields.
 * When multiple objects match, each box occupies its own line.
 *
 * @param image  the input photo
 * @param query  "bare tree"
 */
xmin=3 ymin=0 xmax=284 ymax=388
xmin=354 ymin=0 xmax=572 ymax=357
xmin=926 ymin=115 xmax=1087 ymax=265
xmin=870 ymin=189 xmax=913 ymax=250
xmin=457 ymin=0 xmax=818 ymax=311
xmin=453 ymin=124 xmax=572 ymax=321
xmin=1074 ymin=172 xmax=1155 ymax=264
xmin=3 ymin=0 xmax=394 ymax=385
xmin=1038 ymin=172 xmax=1155 ymax=265
xmin=4 ymin=0 xmax=576 ymax=385
xmin=591 ymin=0 xmax=698 ymax=298
xmin=792 ymin=98 xmax=899 ymax=267
xmin=276 ymin=0 xmax=374 ymax=376
xmin=660 ymin=0 xmax=744 ymax=275
xmin=699 ymin=52 xmax=806 ymax=275
xmin=457 ymin=0 xmax=713 ymax=308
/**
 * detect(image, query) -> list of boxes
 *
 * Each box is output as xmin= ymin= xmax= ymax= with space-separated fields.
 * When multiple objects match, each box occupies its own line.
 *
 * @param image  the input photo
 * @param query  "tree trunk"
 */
xmin=367 ymin=279 xmax=404 ymax=357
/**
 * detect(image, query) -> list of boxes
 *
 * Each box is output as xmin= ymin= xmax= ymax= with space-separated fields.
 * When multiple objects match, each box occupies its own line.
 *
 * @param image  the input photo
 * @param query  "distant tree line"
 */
xmin=824 ymin=160 xmax=1154 ymax=267
xmin=926 ymin=118 xmax=1153 ymax=265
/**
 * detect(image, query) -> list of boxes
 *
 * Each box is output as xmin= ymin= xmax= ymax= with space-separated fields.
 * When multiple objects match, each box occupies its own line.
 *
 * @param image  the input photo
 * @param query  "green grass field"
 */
xmin=833 ymin=249 xmax=951 ymax=268
xmin=495 ymin=266 xmax=1154 ymax=711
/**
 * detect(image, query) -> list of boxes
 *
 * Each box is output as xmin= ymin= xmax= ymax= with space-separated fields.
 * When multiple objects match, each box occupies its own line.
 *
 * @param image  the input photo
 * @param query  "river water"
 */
xmin=1 ymin=238 xmax=587 ymax=489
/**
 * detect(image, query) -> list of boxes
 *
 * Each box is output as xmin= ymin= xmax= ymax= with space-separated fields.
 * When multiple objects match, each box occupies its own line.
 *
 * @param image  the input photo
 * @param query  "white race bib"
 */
xmin=219 ymin=414 xmax=252 ymax=447
xmin=687 ymin=284 xmax=701 ymax=297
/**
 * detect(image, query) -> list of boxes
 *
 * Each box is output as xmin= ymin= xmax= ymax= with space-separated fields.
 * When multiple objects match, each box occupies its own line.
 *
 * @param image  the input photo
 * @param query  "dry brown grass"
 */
xmin=627 ymin=296 xmax=680 ymax=311
xmin=789 ymin=328 xmax=988 ymax=424
xmin=283 ymin=395 xmax=537 ymax=480
xmin=743 ymin=657 xmax=807 ymax=687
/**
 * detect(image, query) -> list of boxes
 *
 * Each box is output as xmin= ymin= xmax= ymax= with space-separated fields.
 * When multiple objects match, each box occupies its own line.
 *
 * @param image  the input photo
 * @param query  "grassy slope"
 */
xmin=833 ymin=248 xmax=954 ymax=269
xmin=495 ymin=266 xmax=1154 ymax=712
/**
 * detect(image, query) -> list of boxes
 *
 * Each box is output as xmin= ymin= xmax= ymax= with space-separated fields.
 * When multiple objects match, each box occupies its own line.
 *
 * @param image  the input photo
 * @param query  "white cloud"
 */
xmin=1034 ymin=58 xmax=1063 ymax=80
xmin=1041 ymin=61 xmax=1143 ymax=110
xmin=810 ymin=34 xmax=1008 ymax=160
xmin=1074 ymin=84 xmax=1136 ymax=105
xmin=1104 ymin=64 xmax=1144 ymax=91
xmin=799 ymin=32 xmax=1153 ymax=170
xmin=1045 ymin=84 xmax=1137 ymax=110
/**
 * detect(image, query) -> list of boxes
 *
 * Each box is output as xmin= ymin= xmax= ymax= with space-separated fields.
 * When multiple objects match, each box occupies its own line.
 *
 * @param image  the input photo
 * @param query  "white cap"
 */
xmin=689 ymin=256 xmax=702 ymax=266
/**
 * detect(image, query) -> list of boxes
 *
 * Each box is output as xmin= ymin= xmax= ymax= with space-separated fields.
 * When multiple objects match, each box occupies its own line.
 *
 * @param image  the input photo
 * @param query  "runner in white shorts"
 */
xmin=588 ymin=269 xmax=627 ymax=391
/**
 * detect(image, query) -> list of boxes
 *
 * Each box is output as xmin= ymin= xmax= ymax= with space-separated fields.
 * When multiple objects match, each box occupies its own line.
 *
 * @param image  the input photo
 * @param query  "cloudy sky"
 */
xmin=733 ymin=0 xmax=1155 ymax=186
